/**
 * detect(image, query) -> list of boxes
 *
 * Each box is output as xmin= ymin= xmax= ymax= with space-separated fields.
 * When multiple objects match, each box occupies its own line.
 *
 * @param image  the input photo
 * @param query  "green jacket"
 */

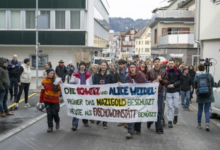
xmin=194 ymin=71 xmax=215 ymax=103
xmin=112 ymin=72 xmax=121 ymax=83
xmin=0 ymin=57 xmax=10 ymax=90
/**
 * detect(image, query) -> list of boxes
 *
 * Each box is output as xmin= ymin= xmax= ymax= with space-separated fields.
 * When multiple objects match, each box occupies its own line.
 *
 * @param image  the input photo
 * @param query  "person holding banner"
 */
xmin=39 ymin=68 xmax=62 ymax=132
xmin=70 ymin=61 xmax=93 ymax=131
xmin=125 ymin=62 xmax=147 ymax=139
xmin=93 ymin=60 xmax=115 ymax=129
xmin=146 ymin=58 xmax=169 ymax=134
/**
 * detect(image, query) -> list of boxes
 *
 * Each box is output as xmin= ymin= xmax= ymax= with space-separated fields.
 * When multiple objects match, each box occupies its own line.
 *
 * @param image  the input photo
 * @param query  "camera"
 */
xmin=200 ymin=58 xmax=213 ymax=73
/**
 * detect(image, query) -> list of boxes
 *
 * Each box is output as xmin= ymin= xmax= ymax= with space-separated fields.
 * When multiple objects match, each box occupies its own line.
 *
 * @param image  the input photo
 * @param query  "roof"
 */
xmin=120 ymin=31 xmax=126 ymax=36
xmin=178 ymin=0 xmax=193 ymax=8
xmin=134 ymin=27 xmax=147 ymax=38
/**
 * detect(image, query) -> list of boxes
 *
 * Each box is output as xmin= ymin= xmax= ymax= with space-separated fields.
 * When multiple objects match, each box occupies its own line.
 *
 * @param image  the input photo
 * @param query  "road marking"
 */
xmin=8 ymin=93 xmax=37 ymax=109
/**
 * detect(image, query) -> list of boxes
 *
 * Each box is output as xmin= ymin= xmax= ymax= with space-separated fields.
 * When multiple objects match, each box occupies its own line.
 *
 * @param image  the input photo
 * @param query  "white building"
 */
xmin=0 ymin=0 xmax=109 ymax=77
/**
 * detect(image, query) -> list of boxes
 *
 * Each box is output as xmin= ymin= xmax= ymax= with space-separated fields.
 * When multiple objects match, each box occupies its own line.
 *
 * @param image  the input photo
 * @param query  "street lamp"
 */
xmin=36 ymin=0 xmax=39 ymax=89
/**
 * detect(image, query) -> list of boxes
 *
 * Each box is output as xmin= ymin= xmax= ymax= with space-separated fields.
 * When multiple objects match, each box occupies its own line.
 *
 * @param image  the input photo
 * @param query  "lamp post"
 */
xmin=36 ymin=0 xmax=39 ymax=89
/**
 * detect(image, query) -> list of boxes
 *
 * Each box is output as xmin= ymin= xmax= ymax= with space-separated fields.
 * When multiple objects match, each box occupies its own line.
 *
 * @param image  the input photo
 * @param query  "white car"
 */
xmin=210 ymin=88 xmax=220 ymax=117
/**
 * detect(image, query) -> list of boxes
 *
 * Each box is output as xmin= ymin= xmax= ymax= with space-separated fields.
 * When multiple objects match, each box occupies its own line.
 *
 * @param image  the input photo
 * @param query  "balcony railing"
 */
xmin=150 ymin=9 xmax=194 ymax=24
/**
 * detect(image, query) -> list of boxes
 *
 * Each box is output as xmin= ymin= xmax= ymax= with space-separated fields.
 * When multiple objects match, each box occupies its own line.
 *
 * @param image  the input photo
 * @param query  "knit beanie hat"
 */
xmin=79 ymin=61 xmax=87 ymax=68
xmin=129 ymin=62 xmax=137 ymax=67
xmin=46 ymin=68 xmax=54 ymax=75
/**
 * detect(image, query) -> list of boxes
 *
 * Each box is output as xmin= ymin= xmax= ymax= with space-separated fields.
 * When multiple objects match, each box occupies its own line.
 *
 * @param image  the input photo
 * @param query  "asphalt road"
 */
xmin=1 ymin=99 xmax=220 ymax=150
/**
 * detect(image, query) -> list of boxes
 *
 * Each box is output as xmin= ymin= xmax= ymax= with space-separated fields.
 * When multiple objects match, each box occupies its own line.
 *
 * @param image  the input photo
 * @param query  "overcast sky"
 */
xmin=108 ymin=0 xmax=169 ymax=20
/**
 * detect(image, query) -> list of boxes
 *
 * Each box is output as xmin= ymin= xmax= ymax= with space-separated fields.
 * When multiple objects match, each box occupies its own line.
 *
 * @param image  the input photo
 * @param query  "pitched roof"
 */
xmin=120 ymin=31 xmax=126 ymax=36
xmin=134 ymin=26 xmax=147 ymax=38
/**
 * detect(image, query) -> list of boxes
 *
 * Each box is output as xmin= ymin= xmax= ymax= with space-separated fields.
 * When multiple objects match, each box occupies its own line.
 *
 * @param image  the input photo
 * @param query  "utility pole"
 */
xmin=36 ymin=0 xmax=39 ymax=89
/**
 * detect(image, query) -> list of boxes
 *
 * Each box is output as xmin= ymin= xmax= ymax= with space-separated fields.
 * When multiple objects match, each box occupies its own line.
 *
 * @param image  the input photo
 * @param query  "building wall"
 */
xmin=200 ymin=0 xmax=220 ymax=40
xmin=120 ymin=29 xmax=138 ymax=52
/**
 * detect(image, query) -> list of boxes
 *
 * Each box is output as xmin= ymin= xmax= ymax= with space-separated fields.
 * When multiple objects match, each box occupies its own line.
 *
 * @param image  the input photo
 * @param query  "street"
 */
xmin=0 ymin=95 xmax=220 ymax=150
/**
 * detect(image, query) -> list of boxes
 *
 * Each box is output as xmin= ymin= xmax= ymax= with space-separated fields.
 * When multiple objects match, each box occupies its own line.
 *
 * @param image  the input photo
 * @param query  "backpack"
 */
xmin=196 ymin=72 xmax=211 ymax=98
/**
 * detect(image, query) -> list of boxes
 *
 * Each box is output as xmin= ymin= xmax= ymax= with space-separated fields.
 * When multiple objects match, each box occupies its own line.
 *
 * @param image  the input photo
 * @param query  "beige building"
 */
xmin=134 ymin=26 xmax=151 ymax=60
xmin=149 ymin=0 xmax=197 ymax=66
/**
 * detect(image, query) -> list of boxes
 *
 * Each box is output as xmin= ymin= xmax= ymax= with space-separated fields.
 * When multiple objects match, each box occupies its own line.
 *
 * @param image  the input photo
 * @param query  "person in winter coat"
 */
xmin=189 ymin=65 xmax=196 ymax=101
xmin=67 ymin=61 xmax=75 ymax=83
xmin=166 ymin=59 xmax=181 ymax=128
xmin=93 ymin=60 xmax=115 ymax=129
xmin=146 ymin=58 xmax=169 ymax=134
xmin=70 ymin=61 xmax=93 ymax=131
xmin=110 ymin=64 xmax=121 ymax=83
xmin=194 ymin=64 xmax=215 ymax=131
xmin=15 ymin=58 xmax=32 ymax=109
xmin=7 ymin=54 xmax=21 ymax=101
xmin=55 ymin=60 xmax=68 ymax=83
xmin=39 ymin=68 xmax=62 ymax=132
xmin=0 ymin=57 xmax=14 ymax=117
xmin=126 ymin=62 xmax=147 ymax=139
xmin=43 ymin=62 xmax=52 ymax=79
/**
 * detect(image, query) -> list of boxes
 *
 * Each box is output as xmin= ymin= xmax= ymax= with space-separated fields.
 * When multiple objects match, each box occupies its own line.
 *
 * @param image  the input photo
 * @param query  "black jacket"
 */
xmin=167 ymin=69 xmax=181 ymax=93
xmin=55 ymin=65 xmax=68 ymax=81
xmin=7 ymin=60 xmax=21 ymax=78
xmin=180 ymin=74 xmax=192 ymax=91
xmin=189 ymin=69 xmax=196 ymax=80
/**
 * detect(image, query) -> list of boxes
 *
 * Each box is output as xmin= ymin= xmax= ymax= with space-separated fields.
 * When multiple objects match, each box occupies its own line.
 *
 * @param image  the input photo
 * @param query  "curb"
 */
xmin=0 ymin=103 xmax=66 ymax=143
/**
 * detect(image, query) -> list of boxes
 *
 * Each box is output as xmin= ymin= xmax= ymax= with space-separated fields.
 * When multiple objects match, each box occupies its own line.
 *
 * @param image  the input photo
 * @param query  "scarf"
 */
xmin=167 ymin=66 xmax=180 ymax=76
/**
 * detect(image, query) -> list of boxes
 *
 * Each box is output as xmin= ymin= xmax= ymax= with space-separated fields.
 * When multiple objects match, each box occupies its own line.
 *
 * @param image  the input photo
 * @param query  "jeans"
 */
xmin=198 ymin=103 xmax=211 ymax=124
xmin=147 ymin=92 xmax=164 ymax=133
xmin=127 ymin=122 xmax=141 ymax=134
xmin=44 ymin=101 xmax=60 ymax=128
xmin=9 ymin=78 xmax=18 ymax=96
xmin=0 ymin=89 xmax=9 ymax=114
xmin=181 ymin=90 xmax=190 ymax=108
xmin=166 ymin=92 xmax=179 ymax=122
xmin=16 ymin=83 xmax=30 ymax=103
xmin=72 ymin=118 xmax=88 ymax=126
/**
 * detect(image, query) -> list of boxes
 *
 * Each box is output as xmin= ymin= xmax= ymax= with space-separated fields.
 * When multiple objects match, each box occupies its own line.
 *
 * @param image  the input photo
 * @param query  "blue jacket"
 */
xmin=93 ymin=70 xmax=115 ymax=84
xmin=7 ymin=60 xmax=21 ymax=77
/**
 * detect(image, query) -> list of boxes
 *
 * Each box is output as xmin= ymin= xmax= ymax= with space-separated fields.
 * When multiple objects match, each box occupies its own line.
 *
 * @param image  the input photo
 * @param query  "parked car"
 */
xmin=210 ymin=88 xmax=220 ymax=118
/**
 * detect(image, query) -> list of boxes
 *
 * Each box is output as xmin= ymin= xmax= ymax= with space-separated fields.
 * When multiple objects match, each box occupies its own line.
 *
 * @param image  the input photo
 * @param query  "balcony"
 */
xmin=158 ymin=32 xmax=196 ymax=47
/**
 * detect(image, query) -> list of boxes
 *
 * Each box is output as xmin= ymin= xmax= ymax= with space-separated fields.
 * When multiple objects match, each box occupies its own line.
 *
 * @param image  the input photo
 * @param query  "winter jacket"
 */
xmin=93 ymin=70 xmax=115 ymax=85
xmin=118 ymin=66 xmax=128 ymax=83
xmin=0 ymin=57 xmax=10 ymax=90
xmin=146 ymin=68 xmax=169 ymax=93
xmin=7 ymin=60 xmax=21 ymax=78
xmin=111 ymin=71 xmax=121 ymax=83
xmin=55 ymin=65 xmax=68 ymax=81
xmin=166 ymin=66 xmax=181 ymax=93
xmin=189 ymin=67 xmax=196 ymax=80
xmin=18 ymin=64 xmax=31 ymax=83
xmin=180 ymin=74 xmax=192 ymax=91
xmin=70 ymin=70 xmax=92 ymax=85
xmin=126 ymin=65 xmax=146 ymax=84
xmin=67 ymin=64 xmax=75 ymax=75
xmin=194 ymin=71 xmax=215 ymax=103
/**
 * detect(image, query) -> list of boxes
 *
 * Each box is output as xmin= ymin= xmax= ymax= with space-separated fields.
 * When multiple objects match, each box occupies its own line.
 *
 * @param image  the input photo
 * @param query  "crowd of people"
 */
xmin=0 ymin=55 xmax=215 ymax=139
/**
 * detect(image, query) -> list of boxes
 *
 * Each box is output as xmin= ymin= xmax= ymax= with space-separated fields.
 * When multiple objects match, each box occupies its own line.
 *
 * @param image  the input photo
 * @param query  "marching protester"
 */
xmin=189 ymin=65 xmax=196 ymax=102
xmin=39 ymin=68 xmax=62 ymax=132
xmin=7 ymin=54 xmax=20 ymax=101
xmin=55 ymin=60 xmax=68 ymax=83
xmin=93 ymin=60 xmax=115 ymax=129
xmin=139 ymin=62 xmax=147 ymax=77
xmin=166 ymin=59 xmax=181 ymax=128
xmin=70 ymin=61 xmax=93 ymax=131
xmin=194 ymin=64 xmax=215 ymax=131
xmin=0 ymin=57 xmax=14 ymax=117
xmin=126 ymin=62 xmax=147 ymax=139
xmin=15 ymin=58 xmax=32 ymax=109
xmin=110 ymin=64 xmax=121 ymax=83
xmin=43 ymin=62 xmax=52 ymax=79
xmin=180 ymin=68 xmax=193 ymax=110
xmin=146 ymin=58 xmax=169 ymax=134
xmin=67 ymin=61 xmax=75 ymax=83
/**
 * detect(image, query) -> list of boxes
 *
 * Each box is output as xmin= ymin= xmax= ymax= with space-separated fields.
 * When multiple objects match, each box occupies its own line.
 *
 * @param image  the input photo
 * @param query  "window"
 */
xmin=136 ymin=48 xmax=138 ymax=51
xmin=31 ymin=55 xmax=48 ymax=69
xmin=56 ymin=11 xmax=65 ymax=29
xmin=154 ymin=29 xmax=157 ymax=44
xmin=145 ymin=41 xmax=149 ymax=45
xmin=145 ymin=48 xmax=149 ymax=52
xmin=26 ymin=11 xmax=35 ymax=29
xmin=71 ymin=11 xmax=80 ymax=29
xmin=0 ymin=11 xmax=6 ymax=29
xmin=142 ymin=41 xmax=143 ymax=45
xmin=41 ymin=11 xmax=50 ymax=29
xmin=142 ymin=48 xmax=143 ymax=52
xmin=11 ymin=11 xmax=21 ymax=29
xmin=136 ymin=41 xmax=138 ymax=45
xmin=139 ymin=41 xmax=141 ymax=45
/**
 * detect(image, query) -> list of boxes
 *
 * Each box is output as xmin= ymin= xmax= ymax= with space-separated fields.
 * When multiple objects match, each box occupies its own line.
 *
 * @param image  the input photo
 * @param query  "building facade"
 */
xmin=0 ymin=0 xmax=109 ymax=77
xmin=134 ymin=26 xmax=151 ymax=60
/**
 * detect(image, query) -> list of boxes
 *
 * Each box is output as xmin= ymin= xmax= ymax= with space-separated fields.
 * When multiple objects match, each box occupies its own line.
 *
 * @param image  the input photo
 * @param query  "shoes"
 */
xmin=72 ymin=126 xmax=77 ymax=131
xmin=168 ymin=121 xmax=173 ymax=128
xmin=103 ymin=124 xmax=108 ymax=129
xmin=206 ymin=123 xmax=210 ymax=131
xmin=136 ymin=131 xmax=141 ymax=135
xmin=56 ymin=122 xmax=60 ymax=129
xmin=90 ymin=120 xmax=95 ymax=123
xmin=47 ymin=127 xmax=53 ymax=133
xmin=126 ymin=133 xmax=132 ymax=139
xmin=96 ymin=121 xmax=101 ymax=125
xmin=124 ymin=123 xmax=127 ymax=128
xmin=157 ymin=131 xmax=163 ymax=134
xmin=84 ymin=124 xmax=89 ymax=127
xmin=197 ymin=123 xmax=201 ymax=129
xmin=24 ymin=103 xmax=31 ymax=108
xmin=5 ymin=112 xmax=14 ymax=116
xmin=15 ymin=103 xmax=18 ymax=109
xmin=1 ymin=113 xmax=6 ymax=117
xmin=147 ymin=123 xmax=152 ymax=129
xmin=173 ymin=116 xmax=178 ymax=124
xmin=118 ymin=123 xmax=124 ymax=126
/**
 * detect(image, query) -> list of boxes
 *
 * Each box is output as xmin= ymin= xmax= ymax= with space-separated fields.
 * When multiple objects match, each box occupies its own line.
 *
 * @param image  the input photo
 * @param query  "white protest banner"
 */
xmin=61 ymin=83 xmax=159 ymax=123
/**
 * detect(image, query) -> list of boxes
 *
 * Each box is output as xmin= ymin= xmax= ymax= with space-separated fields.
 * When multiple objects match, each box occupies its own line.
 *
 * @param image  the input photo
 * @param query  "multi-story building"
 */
xmin=134 ymin=26 xmax=151 ymax=60
xmin=149 ymin=0 xmax=197 ymax=66
xmin=195 ymin=0 xmax=220 ymax=81
xmin=104 ymin=31 xmax=120 ymax=58
xmin=0 ymin=0 xmax=109 ymax=76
